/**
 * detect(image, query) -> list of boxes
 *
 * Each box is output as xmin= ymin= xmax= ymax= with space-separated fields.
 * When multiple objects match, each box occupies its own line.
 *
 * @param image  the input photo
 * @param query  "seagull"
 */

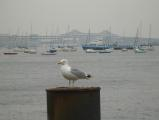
xmin=57 ymin=59 xmax=91 ymax=87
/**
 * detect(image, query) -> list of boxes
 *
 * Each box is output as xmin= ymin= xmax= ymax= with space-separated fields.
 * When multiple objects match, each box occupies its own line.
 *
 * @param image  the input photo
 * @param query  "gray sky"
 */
xmin=0 ymin=0 xmax=159 ymax=37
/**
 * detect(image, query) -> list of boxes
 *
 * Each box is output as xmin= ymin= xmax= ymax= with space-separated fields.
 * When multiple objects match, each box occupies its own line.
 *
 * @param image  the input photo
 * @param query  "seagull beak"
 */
xmin=57 ymin=61 xmax=61 ymax=64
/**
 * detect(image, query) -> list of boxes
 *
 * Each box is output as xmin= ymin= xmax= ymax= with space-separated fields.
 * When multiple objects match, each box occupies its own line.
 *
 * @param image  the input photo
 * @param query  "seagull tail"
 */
xmin=86 ymin=74 xmax=91 ymax=79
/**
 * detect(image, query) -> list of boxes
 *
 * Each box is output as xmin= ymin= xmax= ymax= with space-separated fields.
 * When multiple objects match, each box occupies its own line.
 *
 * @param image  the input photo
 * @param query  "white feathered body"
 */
xmin=61 ymin=64 xmax=79 ymax=80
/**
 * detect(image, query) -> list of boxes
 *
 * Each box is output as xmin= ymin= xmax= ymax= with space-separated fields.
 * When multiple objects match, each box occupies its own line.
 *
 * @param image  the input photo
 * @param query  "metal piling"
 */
xmin=46 ymin=87 xmax=101 ymax=120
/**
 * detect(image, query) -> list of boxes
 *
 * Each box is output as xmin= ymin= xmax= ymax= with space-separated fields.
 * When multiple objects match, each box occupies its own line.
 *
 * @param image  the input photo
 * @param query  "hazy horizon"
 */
xmin=0 ymin=0 xmax=159 ymax=38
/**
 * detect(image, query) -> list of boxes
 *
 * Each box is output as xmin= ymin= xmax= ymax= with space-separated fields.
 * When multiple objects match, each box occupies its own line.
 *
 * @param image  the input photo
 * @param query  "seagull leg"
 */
xmin=71 ymin=80 xmax=73 ymax=87
xmin=69 ymin=80 xmax=71 ymax=87
xmin=72 ymin=80 xmax=75 ymax=87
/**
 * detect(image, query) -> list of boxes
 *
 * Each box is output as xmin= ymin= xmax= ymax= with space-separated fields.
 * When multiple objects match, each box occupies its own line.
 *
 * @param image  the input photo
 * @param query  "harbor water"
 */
xmin=0 ymin=47 xmax=159 ymax=120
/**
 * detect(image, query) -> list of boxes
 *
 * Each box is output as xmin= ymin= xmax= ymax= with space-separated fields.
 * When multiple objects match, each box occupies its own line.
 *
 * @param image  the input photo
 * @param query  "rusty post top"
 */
xmin=46 ymin=87 xmax=101 ymax=92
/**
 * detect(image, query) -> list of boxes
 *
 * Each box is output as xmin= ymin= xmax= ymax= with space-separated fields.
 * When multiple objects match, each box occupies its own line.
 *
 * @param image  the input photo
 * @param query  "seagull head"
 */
xmin=57 ymin=59 xmax=68 ymax=65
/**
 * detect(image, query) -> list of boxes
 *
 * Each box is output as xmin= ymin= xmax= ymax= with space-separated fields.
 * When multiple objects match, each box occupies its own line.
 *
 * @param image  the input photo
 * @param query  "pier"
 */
xmin=46 ymin=87 xmax=101 ymax=120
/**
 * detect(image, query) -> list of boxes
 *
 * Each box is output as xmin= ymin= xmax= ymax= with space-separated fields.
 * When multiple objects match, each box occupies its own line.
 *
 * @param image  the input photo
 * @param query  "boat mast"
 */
xmin=108 ymin=26 xmax=111 ymax=48
xmin=148 ymin=24 xmax=152 ymax=46
xmin=134 ymin=27 xmax=139 ymax=47
xmin=86 ymin=26 xmax=91 ymax=44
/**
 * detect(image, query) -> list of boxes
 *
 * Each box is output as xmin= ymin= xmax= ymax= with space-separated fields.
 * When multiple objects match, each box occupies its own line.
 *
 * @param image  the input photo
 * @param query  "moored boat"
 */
xmin=85 ymin=49 xmax=96 ymax=53
xmin=41 ymin=52 xmax=56 ymax=55
xmin=134 ymin=47 xmax=145 ymax=53
xmin=98 ymin=48 xmax=113 ymax=53
xmin=3 ymin=52 xmax=18 ymax=55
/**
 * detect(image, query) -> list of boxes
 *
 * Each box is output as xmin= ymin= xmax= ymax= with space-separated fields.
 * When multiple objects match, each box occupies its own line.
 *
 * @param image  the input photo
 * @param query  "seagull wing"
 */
xmin=71 ymin=68 xmax=87 ymax=79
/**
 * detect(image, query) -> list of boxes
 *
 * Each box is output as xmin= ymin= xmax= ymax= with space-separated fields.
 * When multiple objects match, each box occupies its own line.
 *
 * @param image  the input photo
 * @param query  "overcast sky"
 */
xmin=0 ymin=0 xmax=159 ymax=37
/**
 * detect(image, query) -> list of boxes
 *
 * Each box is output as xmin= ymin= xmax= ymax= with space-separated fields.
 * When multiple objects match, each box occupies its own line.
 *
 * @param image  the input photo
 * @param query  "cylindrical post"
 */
xmin=46 ymin=87 xmax=101 ymax=120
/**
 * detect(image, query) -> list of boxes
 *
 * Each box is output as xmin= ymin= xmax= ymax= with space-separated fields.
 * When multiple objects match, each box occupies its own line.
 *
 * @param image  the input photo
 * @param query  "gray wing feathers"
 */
xmin=71 ymin=68 xmax=87 ymax=79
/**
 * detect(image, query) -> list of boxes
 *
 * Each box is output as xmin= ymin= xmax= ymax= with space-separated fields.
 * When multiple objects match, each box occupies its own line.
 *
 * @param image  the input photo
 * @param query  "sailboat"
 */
xmin=85 ymin=49 xmax=96 ymax=53
xmin=41 ymin=32 xmax=57 ymax=55
xmin=3 ymin=35 xmax=18 ymax=55
xmin=24 ymin=25 xmax=37 ymax=54
xmin=134 ymin=27 xmax=145 ymax=53
xmin=41 ymin=46 xmax=57 ymax=55
xmin=82 ymin=27 xmax=98 ymax=52
xmin=147 ymin=24 xmax=154 ymax=51
xmin=98 ymin=27 xmax=113 ymax=53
